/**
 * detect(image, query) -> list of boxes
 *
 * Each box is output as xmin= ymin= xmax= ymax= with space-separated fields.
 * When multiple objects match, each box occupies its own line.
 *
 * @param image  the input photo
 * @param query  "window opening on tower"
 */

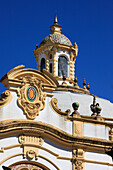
xmin=49 ymin=63 xmax=52 ymax=73
xmin=41 ymin=58 xmax=45 ymax=71
xmin=58 ymin=56 xmax=68 ymax=77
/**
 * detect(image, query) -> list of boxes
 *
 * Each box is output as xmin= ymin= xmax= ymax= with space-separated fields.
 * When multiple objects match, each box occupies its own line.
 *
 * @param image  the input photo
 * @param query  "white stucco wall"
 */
xmin=83 ymin=123 xmax=109 ymax=139
xmin=0 ymin=91 xmax=72 ymax=134
xmin=0 ymin=91 xmax=25 ymax=120
xmin=0 ymin=90 xmax=113 ymax=138
xmin=0 ymin=137 xmax=72 ymax=170
xmin=85 ymin=152 xmax=113 ymax=170
xmin=52 ymin=91 xmax=113 ymax=118
xmin=0 ymin=89 xmax=113 ymax=169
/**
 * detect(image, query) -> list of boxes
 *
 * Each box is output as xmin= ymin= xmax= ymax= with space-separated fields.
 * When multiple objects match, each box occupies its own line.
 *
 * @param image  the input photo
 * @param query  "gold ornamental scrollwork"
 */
xmin=50 ymin=98 xmax=71 ymax=117
xmin=109 ymin=128 xmax=113 ymax=141
xmin=72 ymin=149 xmax=84 ymax=170
xmin=17 ymin=76 xmax=46 ymax=120
xmin=0 ymin=90 xmax=12 ymax=107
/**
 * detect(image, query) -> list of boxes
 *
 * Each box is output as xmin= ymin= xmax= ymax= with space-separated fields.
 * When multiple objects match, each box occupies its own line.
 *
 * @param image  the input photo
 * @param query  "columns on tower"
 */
xmin=45 ymin=51 xmax=49 ymax=72
xmin=53 ymin=51 xmax=56 ymax=76
xmin=70 ymin=52 xmax=75 ymax=80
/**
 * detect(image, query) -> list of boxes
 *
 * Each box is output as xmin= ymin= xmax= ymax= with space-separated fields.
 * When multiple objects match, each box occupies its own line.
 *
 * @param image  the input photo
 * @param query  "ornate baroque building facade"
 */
xmin=0 ymin=16 xmax=113 ymax=170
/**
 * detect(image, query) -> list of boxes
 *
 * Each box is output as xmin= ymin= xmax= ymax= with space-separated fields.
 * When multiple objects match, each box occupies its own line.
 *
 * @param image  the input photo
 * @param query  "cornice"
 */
xmin=0 ymin=119 xmax=112 ymax=153
xmin=56 ymin=85 xmax=90 ymax=95
xmin=34 ymin=42 xmax=77 ymax=56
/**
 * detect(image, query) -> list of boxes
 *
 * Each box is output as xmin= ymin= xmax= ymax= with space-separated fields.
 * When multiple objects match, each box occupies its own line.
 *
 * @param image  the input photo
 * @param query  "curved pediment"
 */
xmin=0 ymin=65 xmax=58 ymax=89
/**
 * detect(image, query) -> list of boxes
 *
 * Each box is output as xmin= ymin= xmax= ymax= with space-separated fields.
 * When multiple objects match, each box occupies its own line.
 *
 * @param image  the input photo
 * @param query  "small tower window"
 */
xmin=49 ymin=54 xmax=52 ymax=59
xmin=49 ymin=63 xmax=52 ymax=73
xmin=41 ymin=58 xmax=45 ymax=71
xmin=58 ymin=56 xmax=68 ymax=77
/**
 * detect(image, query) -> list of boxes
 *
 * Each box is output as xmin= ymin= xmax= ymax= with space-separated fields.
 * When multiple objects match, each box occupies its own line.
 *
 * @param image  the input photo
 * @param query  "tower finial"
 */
xmin=54 ymin=13 xmax=58 ymax=24
xmin=50 ymin=13 xmax=62 ymax=34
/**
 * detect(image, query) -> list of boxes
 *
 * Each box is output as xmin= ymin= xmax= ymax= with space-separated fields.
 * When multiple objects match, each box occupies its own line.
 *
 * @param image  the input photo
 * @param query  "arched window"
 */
xmin=41 ymin=58 xmax=45 ymax=71
xmin=49 ymin=54 xmax=52 ymax=60
xmin=49 ymin=63 xmax=52 ymax=73
xmin=9 ymin=161 xmax=49 ymax=170
xmin=58 ymin=56 xmax=68 ymax=77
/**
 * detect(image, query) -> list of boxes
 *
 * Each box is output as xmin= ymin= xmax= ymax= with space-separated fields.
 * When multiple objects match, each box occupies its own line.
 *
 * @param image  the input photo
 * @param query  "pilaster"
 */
xmin=72 ymin=149 xmax=84 ymax=170
xmin=53 ymin=51 xmax=57 ymax=76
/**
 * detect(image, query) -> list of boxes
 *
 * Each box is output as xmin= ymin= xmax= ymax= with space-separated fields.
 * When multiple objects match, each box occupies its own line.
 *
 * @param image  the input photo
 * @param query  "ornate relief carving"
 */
xmin=73 ymin=42 xmax=78 ymax=56
xmin=17 ymin=76 xmax=46 ymax=119
xmin=109 ymin=128 xmax=113 ymax=141
xmin=72 ymin=149 xmax=84 ymax=170
xmin=75 ymin=160 xmax=83 ymax=170
xmin=19 ymin=135 xmax=44 ymax=160
xmin=10 ymin=163 xmax=44 ymax=170
xmin=26 ymin=150 xmax=35 ymax=159
xmin=73 ymin=122 xmax=82 ymax=136
xmin=50 ymin=98 xmax=71 ymax=116
xmin=0 ymin=90 xmax=12 ymax=107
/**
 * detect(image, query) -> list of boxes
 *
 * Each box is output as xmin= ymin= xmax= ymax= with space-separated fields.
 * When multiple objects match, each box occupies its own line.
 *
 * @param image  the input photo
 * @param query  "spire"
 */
xmin=50 ymin=14 xmax=62 ymax=34
xmin=54 ymin=14 xmax=58 ymax=24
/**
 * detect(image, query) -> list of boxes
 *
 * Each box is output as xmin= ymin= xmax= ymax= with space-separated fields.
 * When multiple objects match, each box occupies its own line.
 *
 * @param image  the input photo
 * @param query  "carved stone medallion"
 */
xmin=17 ymin=76 xmax=46 ymax=120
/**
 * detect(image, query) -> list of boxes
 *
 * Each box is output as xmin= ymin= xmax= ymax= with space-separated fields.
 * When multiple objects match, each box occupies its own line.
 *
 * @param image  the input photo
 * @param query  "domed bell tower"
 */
xmin=33 ymin=15 xmax=78 ymax=84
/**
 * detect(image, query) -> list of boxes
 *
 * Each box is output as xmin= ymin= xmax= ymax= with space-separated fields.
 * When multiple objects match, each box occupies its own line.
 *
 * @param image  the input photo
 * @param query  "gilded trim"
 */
xmin=0 ymin=65 xmax=58 ymax=88
xmin=0 ymin=153 xmax=23 ymax=165
xmin=0 ymin=119 xmax=112 ymax=153
xmin=0 ymin=143 xmax=72 ymax=161
xmin=0 ymin=65 xmax=92 ymax=95
xmin=0 ymin=143 xmax=59 ymax=157
xmin=50 ymin=98 xmax=71 ymax=116
xmin=56 ymin=86 xmax=90 ymax=95
xmin=84 ymin=159 xmax=113 ymax=166
xmin=9 ymin=161 xmax=50 ymax=170
xmin=72 ymin=149 xmax=84 ymax=170
xmin=0 ymin=90 xmax=12 ymax=107
xmin=0 ymin=153 xmax=60 ymax=170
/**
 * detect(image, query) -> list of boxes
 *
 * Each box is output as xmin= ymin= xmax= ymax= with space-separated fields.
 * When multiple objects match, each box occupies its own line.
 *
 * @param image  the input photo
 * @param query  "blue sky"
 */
xmin=0 ymin=0 xmax=113 ymax=103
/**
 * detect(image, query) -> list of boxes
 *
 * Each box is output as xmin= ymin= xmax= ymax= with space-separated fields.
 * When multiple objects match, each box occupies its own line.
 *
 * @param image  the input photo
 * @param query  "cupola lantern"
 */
xmin=33 ymin=15 xmax=78 ymax=85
